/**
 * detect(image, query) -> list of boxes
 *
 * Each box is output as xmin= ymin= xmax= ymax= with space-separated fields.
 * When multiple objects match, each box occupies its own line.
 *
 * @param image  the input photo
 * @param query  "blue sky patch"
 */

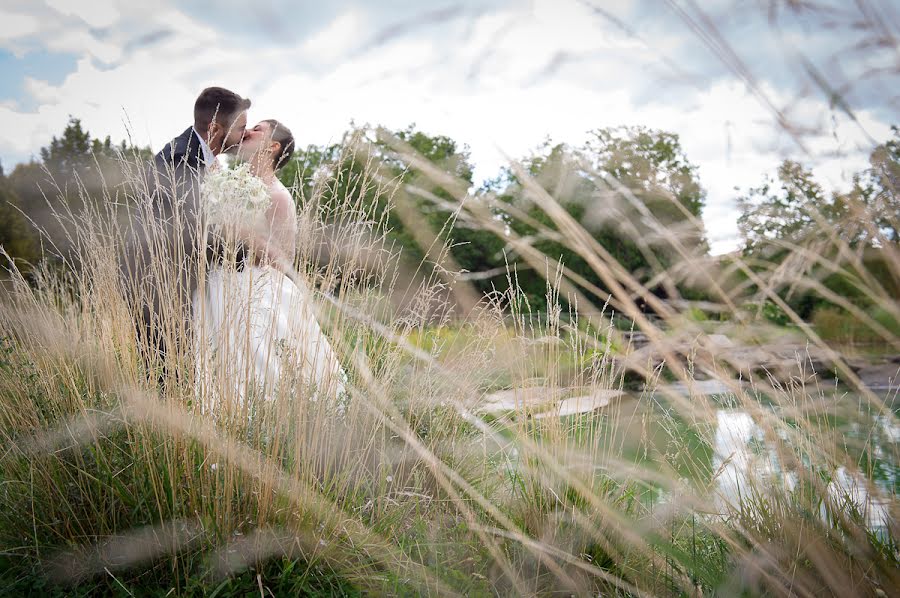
xmin=0 ymin=48 xmax=78 ymax=111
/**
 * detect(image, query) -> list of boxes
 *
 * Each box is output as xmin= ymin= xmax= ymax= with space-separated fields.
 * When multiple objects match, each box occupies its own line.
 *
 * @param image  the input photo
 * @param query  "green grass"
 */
xmin=1 ymin=130 xmax=898 ymax=596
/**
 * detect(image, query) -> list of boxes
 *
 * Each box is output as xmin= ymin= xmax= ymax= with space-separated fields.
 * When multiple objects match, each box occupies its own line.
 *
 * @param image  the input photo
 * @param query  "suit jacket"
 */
xmin=124 ymin=126 xmax=211 ymax=380
xmin=125 ymin=126 xmax=246 ymax=381
xmin=154 ymin=126 xmax=209 ymax=175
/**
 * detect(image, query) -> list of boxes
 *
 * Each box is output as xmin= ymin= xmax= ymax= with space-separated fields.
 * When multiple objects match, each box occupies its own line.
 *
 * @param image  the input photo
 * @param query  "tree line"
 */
xmin=1 ymin=117 xmax=897 ymax=324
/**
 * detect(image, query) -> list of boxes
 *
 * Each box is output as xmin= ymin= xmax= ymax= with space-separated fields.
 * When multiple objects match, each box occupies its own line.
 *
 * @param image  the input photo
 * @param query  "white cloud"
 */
xmin=45 ymin=28 xmax=122 ymax=64
xmin=301 ymin=10 xmax=364 ymax=62
xmin=44 ymin=0 xmax=121 ymax=29
xmin=1 ymin=0 xmax=894 ymax=257
xmin=23 ymin=77 xmax=60 ymax=105
xmin=0 ymin=11 xmax=40 ymax=42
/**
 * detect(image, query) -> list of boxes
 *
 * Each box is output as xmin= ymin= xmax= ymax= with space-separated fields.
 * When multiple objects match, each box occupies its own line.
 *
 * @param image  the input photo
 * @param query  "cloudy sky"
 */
xmin=1 ymin=0 xmax=897 ymax=253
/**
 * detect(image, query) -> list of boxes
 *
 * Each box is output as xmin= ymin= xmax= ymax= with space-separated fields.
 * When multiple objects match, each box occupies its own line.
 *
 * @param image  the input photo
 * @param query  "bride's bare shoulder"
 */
xmin=270 ymin=180 xmax=294 ymax=205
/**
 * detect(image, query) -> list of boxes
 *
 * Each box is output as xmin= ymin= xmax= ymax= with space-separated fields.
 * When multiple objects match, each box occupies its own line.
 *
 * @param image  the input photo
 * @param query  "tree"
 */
xmin=737 ymin=160 xmax=827 ymax=257
xmin=40 ymin=117 xmax=93 ymax=180
xmin=2 ymin=117 xmax=152 ymax=275
xmin=0 ymin=171 xmax=39 ymax=274
xmin=386 ymin=126 xmax=507 ymax=297
xmin=491 ymin=127 xmax=709 ymax=311
xmin=735 ymin=130 xmax=900 ymax=319
xmin=279 ymin=124 xmax=506 ymax=302
xmin=853 ymin=125 xmax=900 ymax=243
xmin=583 ymin=126 xmax=705 ymax=223
xmin=20 ymin=116 xmax=151 ymax=197
xmin=739 ymin=128 xmax=900 ymax=255
xmin=278 ymin=125 xmax=709 ymax=313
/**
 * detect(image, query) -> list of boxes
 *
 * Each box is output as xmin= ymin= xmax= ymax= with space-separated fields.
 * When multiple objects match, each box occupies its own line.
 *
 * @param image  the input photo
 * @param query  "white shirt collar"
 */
xmin=192 ymin=126 xmax=216 ymax=168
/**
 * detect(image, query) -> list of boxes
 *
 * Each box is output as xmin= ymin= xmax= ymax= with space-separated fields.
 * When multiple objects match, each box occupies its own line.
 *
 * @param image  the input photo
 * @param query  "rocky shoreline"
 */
xmin=477 ymin=331 xmax=897 ymax=418
xmin=617 ymin=331 xmax=899 ymax=391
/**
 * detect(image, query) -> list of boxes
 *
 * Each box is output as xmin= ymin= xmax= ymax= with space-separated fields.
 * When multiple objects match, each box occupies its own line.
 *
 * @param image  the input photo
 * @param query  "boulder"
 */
xmin=533 ymin=389 xmax=624 ymax=419
xmin=480 ymin=386 xmax=560 ymax=414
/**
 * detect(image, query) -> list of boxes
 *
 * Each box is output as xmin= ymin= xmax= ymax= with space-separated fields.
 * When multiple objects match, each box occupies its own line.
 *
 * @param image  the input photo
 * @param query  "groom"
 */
xmin=130 ymin=87 xmax=251 ymax=385
xmin=155 ymin=86 xmax=250 ymax=176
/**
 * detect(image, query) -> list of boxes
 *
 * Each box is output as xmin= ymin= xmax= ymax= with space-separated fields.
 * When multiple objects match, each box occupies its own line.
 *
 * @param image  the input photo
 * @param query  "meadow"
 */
xmin=0 ymin=129 xmax=897 ymax=597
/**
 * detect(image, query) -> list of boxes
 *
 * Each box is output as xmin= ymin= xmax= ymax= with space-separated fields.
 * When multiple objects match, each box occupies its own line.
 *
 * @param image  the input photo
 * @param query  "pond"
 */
xmin=482 ymin=381 xmax=897 ymax=535
xmin=642 ymin=386 xmax=899 ymax=535
xmin=713 ymin=407 xmax=896 ymax=532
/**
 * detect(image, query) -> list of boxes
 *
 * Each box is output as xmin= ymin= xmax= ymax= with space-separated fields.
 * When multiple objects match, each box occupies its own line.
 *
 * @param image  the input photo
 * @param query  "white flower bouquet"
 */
xmin=200 ymin=162 xmax=270 ymax=224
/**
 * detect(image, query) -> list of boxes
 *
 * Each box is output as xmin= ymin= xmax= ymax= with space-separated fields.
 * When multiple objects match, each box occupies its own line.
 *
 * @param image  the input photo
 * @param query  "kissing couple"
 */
xmin=141 ymin=86 xmax=346 ymax=414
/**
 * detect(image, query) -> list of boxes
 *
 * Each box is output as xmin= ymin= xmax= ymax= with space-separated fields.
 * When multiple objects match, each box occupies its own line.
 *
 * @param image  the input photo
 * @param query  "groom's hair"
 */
xmin=194 ymin=87 xmax=251 ymax=132
xmin=263 ymin=119 xmax=295 ymax=170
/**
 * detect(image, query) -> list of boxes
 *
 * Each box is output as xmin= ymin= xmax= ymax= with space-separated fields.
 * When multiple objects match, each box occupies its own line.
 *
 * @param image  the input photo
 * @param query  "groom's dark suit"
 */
xmin=155 ymin=126 xmax=209 ymax=174
xmin=123 ymin=127 xmax=213 ymax=386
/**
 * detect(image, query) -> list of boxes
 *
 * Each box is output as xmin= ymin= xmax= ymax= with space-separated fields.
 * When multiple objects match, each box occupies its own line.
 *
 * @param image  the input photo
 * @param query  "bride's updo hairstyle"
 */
xmin=264 ymin=119 xmax=295 ymax=170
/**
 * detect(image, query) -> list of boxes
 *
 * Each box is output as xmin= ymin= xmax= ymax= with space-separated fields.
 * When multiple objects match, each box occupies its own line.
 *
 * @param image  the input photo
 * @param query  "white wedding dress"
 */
xmin=192 ymin=178 xmax=347 ymax=414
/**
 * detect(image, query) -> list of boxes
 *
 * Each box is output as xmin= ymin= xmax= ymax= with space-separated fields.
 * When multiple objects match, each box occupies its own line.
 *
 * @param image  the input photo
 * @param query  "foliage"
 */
xmin=1 ymin=118 xmax=151 ymax=275
xmin=280 ymin=124 xmax=507 ymax=302
xmin=813 ymin=305 xmax=900 ymax=344
xmin=1 ymin=124 xmax=898 ymax=597
xmin=737 ymin=130 xmax=898 ymax=256
xmin=736 ymin=131 xmax=900 ymax=324
xmin=854 ymin=125 xmax=900 ymax=243
xmin=737 ymin=160 xmax=828 ymax=256
xmin=0 ymin=169 xmax=40 ymax=274
xmin=491 ymin=127 xmax=708 ymax=310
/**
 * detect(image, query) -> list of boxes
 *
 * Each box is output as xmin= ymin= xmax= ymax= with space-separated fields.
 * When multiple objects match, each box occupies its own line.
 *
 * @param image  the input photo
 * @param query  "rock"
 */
xmin=622 ymin=331 xmax=650 ymax=348
xmin=720 ymin=347 xmax=774 ymax=369
xmin=717 ymin=343 xmax=841 ymax=382
xmin=856 ymin=362 xmax=900 ymax=390
xmin=533 ymin=390 xmax=624 ymax=419
xmin=663 ymin=379 xmax=741 ymax=397
xmin=706 ymin=334 xmax=734 ymax=348
xmin=480 ymin=386 xmax=560 ymax=413
xmin=480 ymin=387 xmax=623 ymax=418
xmin=605 ymin=331 xmax=891 ymax=388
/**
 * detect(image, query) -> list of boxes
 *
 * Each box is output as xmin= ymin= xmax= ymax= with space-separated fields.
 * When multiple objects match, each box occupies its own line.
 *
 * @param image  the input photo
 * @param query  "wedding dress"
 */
xmin=192 ymin=178 xmax=347 ymax=413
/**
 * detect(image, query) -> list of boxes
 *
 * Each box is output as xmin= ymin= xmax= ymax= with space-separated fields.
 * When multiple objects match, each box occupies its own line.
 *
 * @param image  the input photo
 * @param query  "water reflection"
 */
xmin=824 ymin=466 xmax=892 ymax=531
xmin=712 ymin=410 xmax=794 ymax=510
xmin=712 ymin=408 xmax=895 ymax=534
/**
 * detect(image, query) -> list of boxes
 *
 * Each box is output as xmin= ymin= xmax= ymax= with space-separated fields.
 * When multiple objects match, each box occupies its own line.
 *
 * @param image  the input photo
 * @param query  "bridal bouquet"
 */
xmin=200 ymin=162 xmax=270 ymax=224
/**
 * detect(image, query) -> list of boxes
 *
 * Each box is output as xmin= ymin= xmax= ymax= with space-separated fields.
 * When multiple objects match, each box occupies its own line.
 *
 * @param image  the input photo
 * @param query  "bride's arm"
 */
xmin=229 ymin=186 xmax=296 ymax=270
xmin=261 ymin=186 xmax=297 ymax=270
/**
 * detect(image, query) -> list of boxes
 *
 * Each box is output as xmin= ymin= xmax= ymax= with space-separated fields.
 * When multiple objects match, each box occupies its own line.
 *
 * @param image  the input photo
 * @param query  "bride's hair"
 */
xmin=264 ymin=119 xmax=295 ymax=170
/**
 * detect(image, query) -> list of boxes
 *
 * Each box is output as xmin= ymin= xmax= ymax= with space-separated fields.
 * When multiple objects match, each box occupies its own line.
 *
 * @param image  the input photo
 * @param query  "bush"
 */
xmin=813 ymin=305 xmax=899 ymax=344
xmin=871 ymin=305 xmax=900 ymax=337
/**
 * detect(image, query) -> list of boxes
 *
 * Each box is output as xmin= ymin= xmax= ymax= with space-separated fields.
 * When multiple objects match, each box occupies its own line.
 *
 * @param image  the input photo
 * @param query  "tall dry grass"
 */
xmin=0 ymin=124 xmax=897 ymax=597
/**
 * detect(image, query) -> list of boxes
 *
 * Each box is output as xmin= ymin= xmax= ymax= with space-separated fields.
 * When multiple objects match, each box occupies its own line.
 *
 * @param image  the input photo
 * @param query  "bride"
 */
xmin=193 ymin=119 xmax=347 ymax=414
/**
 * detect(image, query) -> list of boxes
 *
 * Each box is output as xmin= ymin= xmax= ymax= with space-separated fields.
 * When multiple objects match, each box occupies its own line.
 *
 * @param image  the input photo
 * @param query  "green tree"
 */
xmin=491 ymin=127 xmax=708 ymax=311
xmin=279 ymin=125 xmax=708 ymax=313
xmin=0 ymin=166 xmax=39 ymax=274
xmin=735 ymin=130 xmax=900 ymax=320
xmin=3 ymin=117 xmax=151 ymax=275
xmin=737 ymin=160 xmax=828 ymax=257
xmin=279 ymin=124 xmax=506 ymax=300
xmin=21 ymin=116 xmax=151 ymax=196
xmin=386 ymin=126 xmax=507 ymax=297
xmin=739 ymin=128 xmax=899 ymax=255
xmin=853 ymin=125 xmax=900 ymax=243
xmin=583 ymin=126 xmax=705 ymax=226
xmin=40 ymin=116 xmax=93 ymax=180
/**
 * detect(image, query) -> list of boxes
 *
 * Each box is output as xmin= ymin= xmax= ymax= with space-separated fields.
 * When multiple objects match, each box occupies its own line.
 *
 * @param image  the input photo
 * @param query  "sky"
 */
xmin=0 ymin=0 xmax=897 ymax=254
